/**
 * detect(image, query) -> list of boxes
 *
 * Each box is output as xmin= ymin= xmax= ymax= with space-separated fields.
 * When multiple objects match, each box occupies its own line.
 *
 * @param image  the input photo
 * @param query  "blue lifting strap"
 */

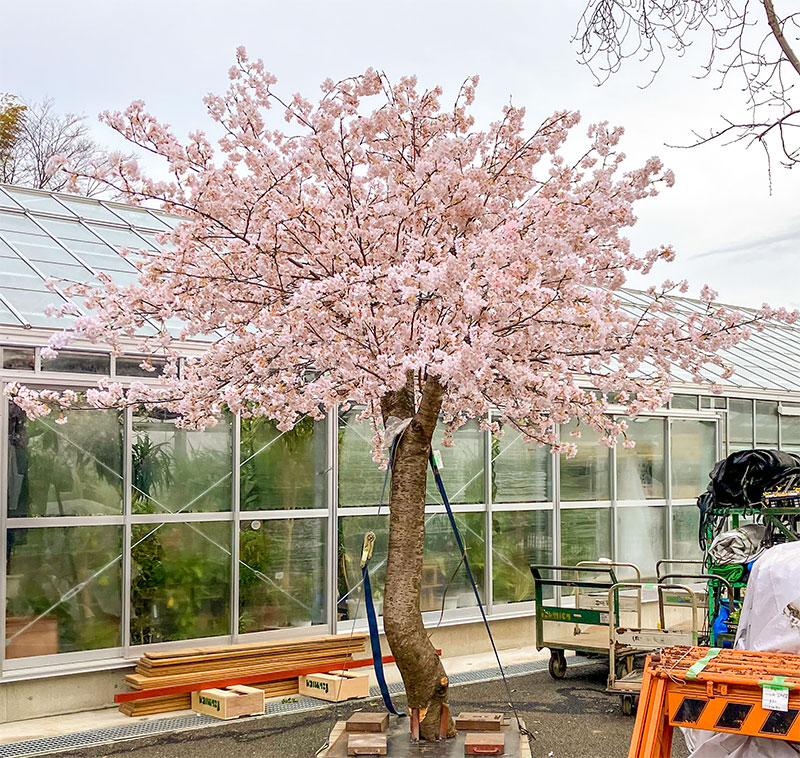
xmin=359 ymin=435 xmax=405 ymax=717
xmin=361 ymin=556 xmax=405 ymax=716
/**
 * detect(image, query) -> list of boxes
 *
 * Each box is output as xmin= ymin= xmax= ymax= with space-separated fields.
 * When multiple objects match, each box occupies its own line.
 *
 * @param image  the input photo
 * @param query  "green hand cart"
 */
xmin=530 ymin=563 xmax=642 ymax=679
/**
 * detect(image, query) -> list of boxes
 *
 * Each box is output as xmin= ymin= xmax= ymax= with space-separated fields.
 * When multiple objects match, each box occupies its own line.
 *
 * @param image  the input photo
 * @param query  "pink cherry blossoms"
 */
xmin=8 ymin=49 xmax=797 ymax=452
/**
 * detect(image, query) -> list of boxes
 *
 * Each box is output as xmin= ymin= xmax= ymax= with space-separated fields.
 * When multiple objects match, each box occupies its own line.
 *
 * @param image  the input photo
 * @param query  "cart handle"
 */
xmin=658 ymin=573 xmax=735 ymax=615
xmin=578 ymin=560 xmax=642 ymax=584
xmin=656 ymin=559 xmax=703 ymax=579
xmin=607 ymin=580 xmax=700 ymax=633
xmin=658 ymin=572 xmax=735 ymax=633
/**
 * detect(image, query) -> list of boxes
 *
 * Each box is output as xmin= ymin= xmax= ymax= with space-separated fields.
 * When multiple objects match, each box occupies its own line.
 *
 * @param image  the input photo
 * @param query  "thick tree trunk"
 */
xmin=381 ymin=374 xmax=456 ymax=740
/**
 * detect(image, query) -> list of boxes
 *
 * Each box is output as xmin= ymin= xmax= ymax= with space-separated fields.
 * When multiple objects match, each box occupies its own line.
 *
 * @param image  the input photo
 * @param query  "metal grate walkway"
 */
xmin=0 ymin=656 xmax=576 ymax=757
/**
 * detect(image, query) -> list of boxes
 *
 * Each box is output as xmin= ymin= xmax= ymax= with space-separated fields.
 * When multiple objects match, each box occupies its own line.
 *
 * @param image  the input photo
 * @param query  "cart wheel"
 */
xmin=621 ymin=695 xmax=635 ymax=717
xmin=549 ymin=650 xmax=567 ymax=679
xmin=615 ymin=655 xmax=633 ymax=680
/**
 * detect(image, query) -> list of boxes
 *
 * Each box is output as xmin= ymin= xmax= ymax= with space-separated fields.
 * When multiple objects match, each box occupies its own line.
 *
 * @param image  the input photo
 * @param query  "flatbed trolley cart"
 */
xmin=606 ymin=581 xmax=702 ymax=716
xmin=530 ymin=563 xmax=642 ymax=679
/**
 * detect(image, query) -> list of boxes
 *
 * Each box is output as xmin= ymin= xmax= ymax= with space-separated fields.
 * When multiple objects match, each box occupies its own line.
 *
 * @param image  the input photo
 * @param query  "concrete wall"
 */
xmin=0 ymin=667 xmax=135 ymax=723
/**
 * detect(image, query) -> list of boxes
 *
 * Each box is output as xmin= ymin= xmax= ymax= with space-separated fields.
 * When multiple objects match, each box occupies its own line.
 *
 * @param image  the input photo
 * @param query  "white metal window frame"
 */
xmin=0 ymin=378 xmax=746 ymax=680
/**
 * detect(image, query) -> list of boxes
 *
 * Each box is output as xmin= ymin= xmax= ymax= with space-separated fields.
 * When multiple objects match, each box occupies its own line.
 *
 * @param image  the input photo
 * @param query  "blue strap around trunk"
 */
xmin=360 ymin=436 xmax=405 ymax=716
xmin=362 ymin=561 xmax=405 ymax=716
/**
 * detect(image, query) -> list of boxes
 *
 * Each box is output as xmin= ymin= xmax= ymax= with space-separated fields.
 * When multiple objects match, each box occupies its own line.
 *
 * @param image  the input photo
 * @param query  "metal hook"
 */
xmin=361 ymin=531 xmax=376 ymax=568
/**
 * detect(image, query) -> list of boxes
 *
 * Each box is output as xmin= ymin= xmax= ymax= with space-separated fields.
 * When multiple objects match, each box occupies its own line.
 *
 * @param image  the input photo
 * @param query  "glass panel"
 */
xmin=8 ymin=404 xmax=123 ymax=517
xmin=3 ymin=230 xmax=77 ymax=263
xmin=492 ymin=510 xmax=553 ymax=604
xmin=41 ymin=350 xmax=110 ymax=375
xmin=756 ymin=400 xmax=779 ymax=447
xmin=114 ymin=355 xmax=166 ymax=377
xmin=0 ymin=301 xmax=23 ymax=327
xmin=337 ymin=408 xmax=390 ymax=508
xmin=672 ymin=506 xmax=703 ymax=561
xmin=559 ymin=425 xmax=611 ymax=501
xmin=108 ymin=205 xmax=171 ymax=230
xmin=138 ymin=230 xmax=174 ymax=250
xmin=421 ymin=512 xmax=484 ymax=611
xmin=0 ymin=190 xmax=22 ymax=209
xmin=781 ymin=404 xmax=800 ymax=451
xmin=671 ymin=395 xmax=698 ymax=410
xmin=240 ymin=416 xmax=327 ymax=511
xmin=338 ymin=411 xmax=484 ymax=507
xmin=0 ymin=213 xmax=42 ymax=234
xmin=151 ymin=212 xmax=182 ymax=229
xmin=616 ymin=506 xmax=666 ymax=579
xmin=616 ymin=418 xmax=665 ymax=500
xmin=728 ymin=398 xmax=753 ymax=451
xmin=3 ymin=188 xmax=75 ymax=215
xmin=671 ymin=419 xmax=717 ymax=500
xmin=35 ymin=260 xmax=92 ymax=284
xmin=2 ymin=346 xmax=35 ymax=370
xmin=491 ymin=422 xmax=551 ymax=503
xmin=337 ymin=513 xmax=484 ymax=620
xmin=130 ymin=522 xmax=231 ymax=644
xmin=338 ymin=515 xmax=388 ymax=621
xmin=35 ymin=217 xmax=101 ymax=243
xmin=60 ymin=237 xmax=135 ymax=270
xmin=239 ymin=518 xmax=327 ymax=632
xmin=57 ymin=197 xmax=124 ymax=224
xmin=700 ymin=396 xmax=727 ymax=410
xmin=560 ymin=508 xmax=611 ymax=565
xmin=0 ymin=255 xmax=44 ymax=288
xmin=88 ymin=225 xmax=150 ymax=250
xmin=132 ymin=411 xmax=233 ymax=514
xmin=0 ymin=288 xmax=71 ymax=328
xmin=6 ymin=526 xmax=122 ymax=658
xmin=426 ymin=420 xmax=484 ymax=505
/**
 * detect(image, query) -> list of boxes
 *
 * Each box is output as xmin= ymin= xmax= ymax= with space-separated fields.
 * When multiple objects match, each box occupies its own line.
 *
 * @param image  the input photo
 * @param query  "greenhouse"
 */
xmin=2 ymin=184 xmax=800 ymax=718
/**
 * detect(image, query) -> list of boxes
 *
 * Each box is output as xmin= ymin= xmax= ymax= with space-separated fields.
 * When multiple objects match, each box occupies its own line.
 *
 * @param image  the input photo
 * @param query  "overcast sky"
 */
xmin=2 ymin=0 xmax=798 ymax=310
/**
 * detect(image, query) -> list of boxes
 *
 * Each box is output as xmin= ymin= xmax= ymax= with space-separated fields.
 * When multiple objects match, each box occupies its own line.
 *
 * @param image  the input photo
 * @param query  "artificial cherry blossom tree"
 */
xmin=8 ymin=50 xmax=795 ymax=739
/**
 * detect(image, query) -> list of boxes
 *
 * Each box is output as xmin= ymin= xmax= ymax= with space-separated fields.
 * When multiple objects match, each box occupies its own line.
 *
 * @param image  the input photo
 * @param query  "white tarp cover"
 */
xmin=684 ymin=541 xmax=800 ymax=756
xmin=709 ymin=524 xmax=767 ymax=565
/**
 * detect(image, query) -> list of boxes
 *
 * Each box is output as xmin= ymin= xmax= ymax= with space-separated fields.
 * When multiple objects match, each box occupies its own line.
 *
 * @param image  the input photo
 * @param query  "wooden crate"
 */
xmin=191 ymin=685 xmax=265 ymax=719
xmin=300 ymin=671 xmax=369 ymax=702
xmin=346 ymin=712 xmax=389 ymax=733
xmin=465 ymin=732 xmax=505 ymax=756
xmin=347 ymin=733 xmax=387 ymax=756
xmin=455 ymin=712 xmax=504 ymax=731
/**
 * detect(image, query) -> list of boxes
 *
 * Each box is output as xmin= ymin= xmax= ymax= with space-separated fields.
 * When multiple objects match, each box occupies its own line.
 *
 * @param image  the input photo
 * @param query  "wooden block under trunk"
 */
xmin=190 ymin=685 xmax=265 ymax=719
xmin=464 ymin=732 xmax=506 ymax=756
xmin=347 ymin=733 xmax=388 ymax=756
xmin=299 ymin=671 xmax=370 ymax=702
xmin=346 ymin=712 xmax=389 ymax=733
xmin=455 ymin=712 xmax=505 ymax=731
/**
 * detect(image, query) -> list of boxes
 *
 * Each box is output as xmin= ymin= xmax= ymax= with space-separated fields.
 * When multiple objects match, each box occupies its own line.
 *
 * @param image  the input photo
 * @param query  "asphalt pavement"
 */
xmin=34 ymin=661 xmax=688 ymax=758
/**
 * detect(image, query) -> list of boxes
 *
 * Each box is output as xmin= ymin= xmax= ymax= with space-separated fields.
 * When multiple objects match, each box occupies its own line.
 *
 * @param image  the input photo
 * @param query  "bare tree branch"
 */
xmin=575 ymin=1 xmax=800 ymax=169
xmin=0 ymin=96 xmax=123 ymax=196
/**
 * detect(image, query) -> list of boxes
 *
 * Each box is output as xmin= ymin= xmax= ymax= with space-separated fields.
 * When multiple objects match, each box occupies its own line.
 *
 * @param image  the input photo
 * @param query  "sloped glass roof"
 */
xmin=0 ymin=184 xmax=799 ymax=393
xmin=0 ymin=184 xmax=175 ymax=332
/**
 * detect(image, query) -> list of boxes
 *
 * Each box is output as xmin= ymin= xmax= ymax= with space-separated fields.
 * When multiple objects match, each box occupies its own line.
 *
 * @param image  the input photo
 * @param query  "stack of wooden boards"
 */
xmin=119 ymin=634 xmax=367 ymax=717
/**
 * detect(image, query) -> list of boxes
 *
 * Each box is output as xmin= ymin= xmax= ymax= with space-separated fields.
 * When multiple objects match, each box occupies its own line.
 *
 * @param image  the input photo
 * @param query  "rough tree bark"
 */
xmin=381 ymin=372 xmax=456 ymax=740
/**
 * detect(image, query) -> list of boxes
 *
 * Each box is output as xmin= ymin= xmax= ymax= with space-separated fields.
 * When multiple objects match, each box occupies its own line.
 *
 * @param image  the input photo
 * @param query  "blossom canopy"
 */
xmin=9 ymin=49 xmax=795 ymax=451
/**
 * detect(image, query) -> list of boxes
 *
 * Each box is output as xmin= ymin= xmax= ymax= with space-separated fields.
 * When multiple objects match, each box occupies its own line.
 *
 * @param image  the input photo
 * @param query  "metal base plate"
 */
xmin=322 ymin=717 xmax=531 ymax=757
